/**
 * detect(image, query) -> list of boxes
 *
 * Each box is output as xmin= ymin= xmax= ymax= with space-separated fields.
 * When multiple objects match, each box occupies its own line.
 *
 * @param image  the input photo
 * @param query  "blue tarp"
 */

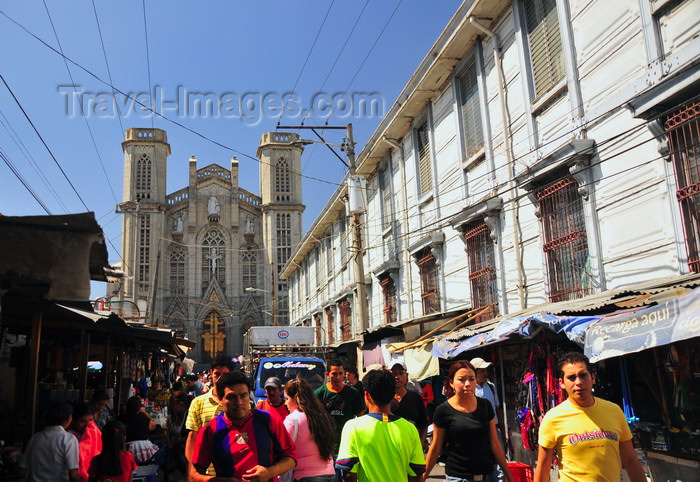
xmin=584 ymin=286 xmax=700 ymax=362
xmin=527 ymin=313 xmax=601 ymax=346
xmin=432 ymin=287 xmax=700 ymax=361
xmin=432 ymin=313 xmax=601 ymax=359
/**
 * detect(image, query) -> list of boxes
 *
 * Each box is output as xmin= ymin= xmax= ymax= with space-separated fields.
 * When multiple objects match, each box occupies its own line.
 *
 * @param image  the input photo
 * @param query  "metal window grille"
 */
xmin=537 ymin=177 xmax=591 ymax=302
xmin=416 ymin=123 xmax=433 ymax=196
xmin=380 ymin=275 xmax=397 ymax=324
xmin=418 ymin=250 xmax=440 ymax=314
xmin=314 ymin=315 xmax=322 ymax=345
xmin=339 ymin=299 xmax=352 ymax=341
xmin=459 ymin=58 xmax=484 ymax=157
xmin=524 ymin=0 xmax=565 ymax=99
xmin=464 ymin=223 xmax=499 ymax=323
xmin=666 ymin=102 xmax=700 ymax=272
xmin=325 ymin=308 xmax=334 ymax=344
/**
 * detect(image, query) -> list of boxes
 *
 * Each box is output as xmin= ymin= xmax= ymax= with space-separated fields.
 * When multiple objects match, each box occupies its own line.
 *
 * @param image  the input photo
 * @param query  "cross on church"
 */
xmin=202 ymin=312 xmax=226 ymax=359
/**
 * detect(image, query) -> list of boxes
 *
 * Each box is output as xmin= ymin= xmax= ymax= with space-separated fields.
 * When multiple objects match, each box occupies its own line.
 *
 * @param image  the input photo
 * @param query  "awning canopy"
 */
xmin=584 ymin=285 xmax=700 ymax=362
xmin=431 ymin=276 xmax=700 ymax=360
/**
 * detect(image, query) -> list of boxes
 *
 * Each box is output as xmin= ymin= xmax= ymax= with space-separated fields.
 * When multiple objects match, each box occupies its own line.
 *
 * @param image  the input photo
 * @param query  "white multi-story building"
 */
xmin=281 ymin=0 xmax=700 ymax=347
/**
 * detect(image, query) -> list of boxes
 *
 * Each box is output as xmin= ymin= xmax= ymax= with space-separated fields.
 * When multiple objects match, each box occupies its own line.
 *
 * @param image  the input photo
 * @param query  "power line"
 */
xmin=0 ymin=73 xmax=90 ymax=212
xmin=0 ymin=9 xmax=345 ymax=190
xmin=0 ymin=148 xmax=52 ymax=214
xmin=141 ymin=0 xmax=156 ymax=133
xmin=340 ymin=0 xmax=404 ymax=97
xmin=91 ymin=0 xmax=126 ymax=136
xmin=317 ymin=0 xmax=370 ymax=94
xmin=278 ymin=0 xmax=336 ymax=122
xmin=41 ymin=0 xmax=118 ymax=204
xmin=0 ymin=108 xmax=70 ymax=212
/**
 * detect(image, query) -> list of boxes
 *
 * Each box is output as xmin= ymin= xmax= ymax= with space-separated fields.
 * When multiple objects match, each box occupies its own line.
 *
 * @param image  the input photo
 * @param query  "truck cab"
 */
xmin=253 ymin=356 xmax=326 ymax=404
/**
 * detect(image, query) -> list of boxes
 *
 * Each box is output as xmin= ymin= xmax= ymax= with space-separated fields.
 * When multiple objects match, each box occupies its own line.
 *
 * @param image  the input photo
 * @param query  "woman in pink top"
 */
xmin=283 ymin=378 xmax=336 ymax=482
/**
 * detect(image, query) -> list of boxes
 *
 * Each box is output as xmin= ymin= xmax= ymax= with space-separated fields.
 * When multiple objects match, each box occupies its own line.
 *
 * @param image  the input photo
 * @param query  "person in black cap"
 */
xmin=256 ymin=376 xmax=290 ymax=421
xmin=390 ymin=362 xmax=429 ymax=448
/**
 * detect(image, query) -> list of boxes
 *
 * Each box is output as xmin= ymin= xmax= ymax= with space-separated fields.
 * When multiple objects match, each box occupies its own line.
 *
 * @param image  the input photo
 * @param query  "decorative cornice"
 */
xmin=408 ymin=231 xmax=445 ymax=257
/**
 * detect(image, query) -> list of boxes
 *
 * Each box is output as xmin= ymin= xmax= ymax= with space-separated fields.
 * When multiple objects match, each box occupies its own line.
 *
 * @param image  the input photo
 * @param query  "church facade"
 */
xmin=114 ymin=128 xmax=304 ymax=363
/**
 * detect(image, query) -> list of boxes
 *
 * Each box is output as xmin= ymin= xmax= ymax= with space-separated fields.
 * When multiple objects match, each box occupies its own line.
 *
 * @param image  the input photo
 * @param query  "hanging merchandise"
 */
xmin=619 ymin=358 xmax=638 ymax=424
xmin=515 ymin=343 xmax=563 ymax=451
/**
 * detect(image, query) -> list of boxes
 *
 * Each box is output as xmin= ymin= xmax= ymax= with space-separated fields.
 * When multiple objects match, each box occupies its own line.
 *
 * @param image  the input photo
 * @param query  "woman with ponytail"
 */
xmin=88 ymin=420 xmax=137 ymax=482
xmin=283 ymin=377 xmax=337 ymax=482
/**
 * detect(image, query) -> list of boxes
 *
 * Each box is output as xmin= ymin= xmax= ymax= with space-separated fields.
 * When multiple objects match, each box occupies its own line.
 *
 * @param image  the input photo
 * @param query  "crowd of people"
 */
xmin=18 ymin=352 xmax=647 ymax=482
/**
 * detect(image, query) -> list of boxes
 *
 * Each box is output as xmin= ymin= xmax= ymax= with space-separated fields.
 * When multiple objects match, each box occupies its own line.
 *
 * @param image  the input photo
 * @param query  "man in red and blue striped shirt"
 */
xmin=192 ymin=371 xmax=296 ymax=481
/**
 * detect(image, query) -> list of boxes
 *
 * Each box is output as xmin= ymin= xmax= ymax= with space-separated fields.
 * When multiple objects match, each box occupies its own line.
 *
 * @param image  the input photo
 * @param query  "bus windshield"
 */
xmin=258 ymin=359 xmax=326 ymax=391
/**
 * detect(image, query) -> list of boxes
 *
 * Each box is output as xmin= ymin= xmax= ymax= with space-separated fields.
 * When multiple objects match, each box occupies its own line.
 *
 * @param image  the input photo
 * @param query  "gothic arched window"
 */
xmin=242 ymin=248 xmax=257 ymax=290
xmin=169 ymin=316 xmax=187 ymax=339
xmin=275 ymin=158 xmax=291 ymax=201
xmin=276 ymin=213 xmax=291 ymax=273
xmin=169 ymin=244 xmax=186 ymax=295
xmin=202 ymin=229 xmax=226 ymax=293
xmin=136 ymin=153 xmax=152 ymax=199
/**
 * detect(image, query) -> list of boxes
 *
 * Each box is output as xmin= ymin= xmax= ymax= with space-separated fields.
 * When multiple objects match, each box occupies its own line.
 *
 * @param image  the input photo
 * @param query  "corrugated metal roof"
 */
xmin=531 ymin=273 xmax=700 ymax=315
xmin=443 ymin=317 xmax=501 ymax=342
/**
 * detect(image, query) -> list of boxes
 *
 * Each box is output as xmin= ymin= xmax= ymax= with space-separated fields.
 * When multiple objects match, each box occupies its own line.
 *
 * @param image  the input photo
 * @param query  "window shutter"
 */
xmin=459 ymin=59 xmax=483 ymax=157
xmin=416 ymin=123 xmax=433 ymax=196
xmin=524 ymin=0 xmax=565 ymax=99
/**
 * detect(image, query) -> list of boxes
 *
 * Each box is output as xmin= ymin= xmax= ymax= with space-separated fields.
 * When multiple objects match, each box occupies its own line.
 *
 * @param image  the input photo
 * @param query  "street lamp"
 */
xmin=245 ymin=287 xmax=275 ymax=326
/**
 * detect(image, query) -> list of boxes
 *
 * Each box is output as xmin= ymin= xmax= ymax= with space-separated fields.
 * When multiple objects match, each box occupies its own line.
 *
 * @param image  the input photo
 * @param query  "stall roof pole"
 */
xmin=653 ymin=348 xmax=672 ymax=428
xmin=104 ymin=337 xmax=112 ymax=389
xmin=498 ymin=345 xmax=509 ymax=452
xmin=78 ymin=331 xmax=90 ymax=403
xmin=28 ymin=311 xmax=42 ymax=440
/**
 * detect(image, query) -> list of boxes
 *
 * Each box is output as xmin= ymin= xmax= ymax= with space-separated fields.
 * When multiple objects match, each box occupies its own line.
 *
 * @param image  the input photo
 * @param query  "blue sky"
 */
xmin=0 ymin=0 xmax=463 ymax=298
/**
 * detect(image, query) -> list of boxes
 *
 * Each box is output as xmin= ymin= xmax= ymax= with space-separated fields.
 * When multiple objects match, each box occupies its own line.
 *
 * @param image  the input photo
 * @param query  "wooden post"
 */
xmin=653 ymin=348 xmax=671 ymax=428
xmin=28 ymin=311 xmax=42 ymax=439
xmin=78 ymin=331 xmax=91 ymax=402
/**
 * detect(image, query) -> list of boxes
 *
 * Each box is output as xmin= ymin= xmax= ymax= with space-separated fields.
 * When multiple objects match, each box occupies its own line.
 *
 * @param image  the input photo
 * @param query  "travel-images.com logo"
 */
xmin=58 ymin=85 xmax=385 ymax=125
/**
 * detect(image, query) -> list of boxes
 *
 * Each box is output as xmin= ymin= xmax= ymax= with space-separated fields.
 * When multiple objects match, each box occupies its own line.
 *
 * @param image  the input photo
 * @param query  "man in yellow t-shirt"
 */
xmin=534 ymin=352 xmax=646 ymax=482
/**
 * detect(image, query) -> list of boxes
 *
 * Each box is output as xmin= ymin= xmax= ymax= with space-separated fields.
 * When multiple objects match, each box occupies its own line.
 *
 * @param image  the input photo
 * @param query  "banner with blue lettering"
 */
xmin=585 ymin=286 xmax=700 ymax=362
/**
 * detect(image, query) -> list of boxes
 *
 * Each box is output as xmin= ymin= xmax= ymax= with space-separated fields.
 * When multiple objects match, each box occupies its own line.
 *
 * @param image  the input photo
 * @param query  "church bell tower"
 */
xmin=117 ymin=128 xmax=170 ymax=316
xmin=257 ymin=132 xmax=305 ymax=326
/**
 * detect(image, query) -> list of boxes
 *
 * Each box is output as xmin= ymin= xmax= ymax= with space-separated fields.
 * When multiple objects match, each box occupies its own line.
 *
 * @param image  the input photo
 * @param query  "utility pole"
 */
xmin=345 ymin=123 xmax=369 ymax=334
xmin=275 ymin=123 xmax=370 ymax=334
xmin=271 ymin=263 xmax=276 ymax=326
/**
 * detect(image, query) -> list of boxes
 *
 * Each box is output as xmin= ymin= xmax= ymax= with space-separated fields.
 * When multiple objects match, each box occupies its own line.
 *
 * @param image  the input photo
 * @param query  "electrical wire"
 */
xmin=0 ymin=9 xmax=345 ymax=190
xmin=339 ymin=0 xmax=404 ymax=99
xmin=41 ymin=0 xmax=118 ymax=205
xmin=0 ymin=109 xmax=70 ymax=212
xmin=91 ymin=0 xmax=126 ymax=136
xmin=0 ymin=73 xmax=90 ymax=212
xmin=278 ymin=0 xmax=336 ymax=121
xmin=0 ymin=148 xmax=52 ymax=214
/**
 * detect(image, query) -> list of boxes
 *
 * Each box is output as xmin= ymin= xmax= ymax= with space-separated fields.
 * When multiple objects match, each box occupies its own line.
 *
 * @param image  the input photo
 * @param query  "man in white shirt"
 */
xmin=20 ymin=401 xmax=79 ymax=482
